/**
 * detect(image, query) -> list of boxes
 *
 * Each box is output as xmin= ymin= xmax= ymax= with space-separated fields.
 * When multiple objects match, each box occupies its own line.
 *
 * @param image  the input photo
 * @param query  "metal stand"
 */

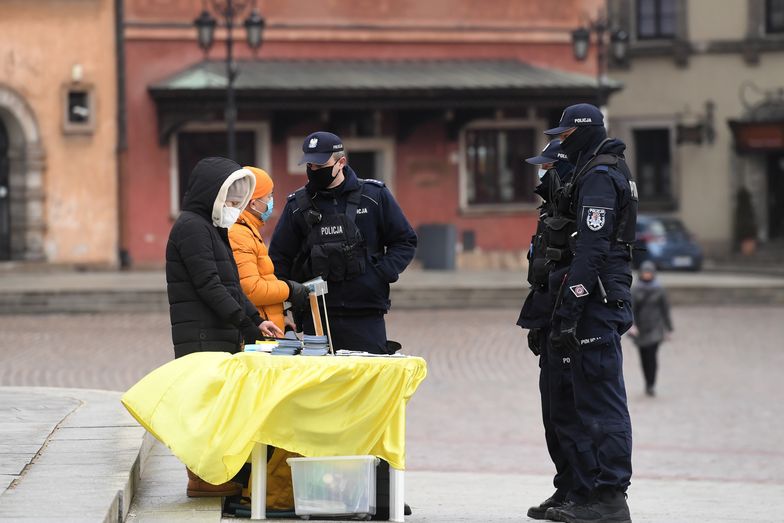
xmin=303 ymin=277 xmax=333 ymax=354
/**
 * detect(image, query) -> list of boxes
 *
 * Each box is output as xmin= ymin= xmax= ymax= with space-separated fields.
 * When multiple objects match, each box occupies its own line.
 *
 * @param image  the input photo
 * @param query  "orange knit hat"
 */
xmin=244 ymin=166 xmax=273 ymax=200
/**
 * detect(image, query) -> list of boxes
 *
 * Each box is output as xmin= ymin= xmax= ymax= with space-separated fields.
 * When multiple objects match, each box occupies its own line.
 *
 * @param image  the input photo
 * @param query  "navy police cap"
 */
xmin=299 ymin=131 xmax=344 ymax=165
xmin=525 ymin=139 xmax=569 ymax=165
xmin=544 ymin=103 xmax=604 ymax=136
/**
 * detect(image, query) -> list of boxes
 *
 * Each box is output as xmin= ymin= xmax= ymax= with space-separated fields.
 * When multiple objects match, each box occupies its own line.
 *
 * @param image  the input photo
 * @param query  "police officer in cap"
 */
xmin=517 ymin=140 xmax=598 ymax=519
xmin=270 ymin=131 xmax=416 ymax=519
xmin=269 ymin=131 xmax=417 ymax=353
xmin=543 ymin=104 xmax=637 ymax=523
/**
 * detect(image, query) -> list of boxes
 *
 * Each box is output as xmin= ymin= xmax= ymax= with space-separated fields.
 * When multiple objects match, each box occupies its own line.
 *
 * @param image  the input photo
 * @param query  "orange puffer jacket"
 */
xmin=229 ymin=210 xmax=289 ymax=331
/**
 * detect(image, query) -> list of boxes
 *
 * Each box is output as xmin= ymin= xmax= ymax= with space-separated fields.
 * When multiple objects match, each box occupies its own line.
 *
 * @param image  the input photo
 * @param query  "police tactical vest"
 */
xmin=561 ymin=140 xmax=639 ymax=248
xmin=293 ymin=184 xmax=367 ymax=282
xmin=528 ymin=169 xmax=573 ymax=288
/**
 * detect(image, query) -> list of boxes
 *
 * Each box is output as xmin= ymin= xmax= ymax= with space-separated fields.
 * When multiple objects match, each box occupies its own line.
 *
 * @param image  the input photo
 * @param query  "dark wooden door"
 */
xmin=768 ymin=154 xmax=784 ymax=239
xmin=176 ymin=131 xmax=256 ymax=207
xmin=0 ymin=120 xmax=10 ymax=260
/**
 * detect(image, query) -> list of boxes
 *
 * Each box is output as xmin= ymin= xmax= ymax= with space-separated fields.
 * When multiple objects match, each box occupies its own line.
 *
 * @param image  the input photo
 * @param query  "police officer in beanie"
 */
xmin=543 ymin=104 xmax=638 ymax=523
xmin=269 ymin=131 xmax=417 ymax=354
xmin=517 ymin=140 xmax=598 ymax=519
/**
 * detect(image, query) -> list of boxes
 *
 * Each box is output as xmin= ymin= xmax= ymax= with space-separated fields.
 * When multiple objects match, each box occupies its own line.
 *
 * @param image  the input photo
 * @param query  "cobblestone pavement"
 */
xmin=1 ymin=307 xmax=782 ymax=492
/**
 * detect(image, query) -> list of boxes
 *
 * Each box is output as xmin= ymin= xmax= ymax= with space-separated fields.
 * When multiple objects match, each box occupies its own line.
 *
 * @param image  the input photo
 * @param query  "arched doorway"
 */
xmin=0 ymin=85 xmax=45 ymax=261
xmin=0 ymin=119 xmax=9 ymax=259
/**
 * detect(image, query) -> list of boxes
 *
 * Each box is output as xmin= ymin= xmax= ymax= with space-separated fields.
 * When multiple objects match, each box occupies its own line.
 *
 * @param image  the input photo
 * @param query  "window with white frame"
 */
xmin=463 ymin=126 xmax=537 ymax=207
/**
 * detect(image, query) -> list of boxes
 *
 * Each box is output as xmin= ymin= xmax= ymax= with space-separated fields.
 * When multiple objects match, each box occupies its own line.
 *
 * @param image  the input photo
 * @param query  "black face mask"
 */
xmin=560 ymin=127 xmax=594 ymax=165
xmin=306 ymin=163 xmax=336 ymax=190
xmin=561 ymin=126 xmax=608 ymax=165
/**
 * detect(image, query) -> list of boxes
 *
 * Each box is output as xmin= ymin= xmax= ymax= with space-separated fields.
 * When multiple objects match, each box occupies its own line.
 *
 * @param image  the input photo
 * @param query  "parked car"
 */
xmin=633 ymin=215 xmax=703 ymax=271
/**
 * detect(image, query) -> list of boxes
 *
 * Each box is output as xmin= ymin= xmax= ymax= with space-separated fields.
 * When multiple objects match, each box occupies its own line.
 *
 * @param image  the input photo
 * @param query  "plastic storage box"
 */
xmin=287 ymin=455 xmax=379 ymax=520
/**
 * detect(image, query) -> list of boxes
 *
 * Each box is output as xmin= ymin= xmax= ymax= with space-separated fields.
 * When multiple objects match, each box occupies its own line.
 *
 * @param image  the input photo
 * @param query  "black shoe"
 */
xmin=527 ymin=493 xmax=567 ymax=520
xmin=404 ymin=503 xmax=412 ymax=516
xmin=645 ymin=386 xmax=655 ymax=397
xmin=544 ymin=501 xmax=573 ymax=522
xmin=548 ymin=489 xmax=631 ymax=523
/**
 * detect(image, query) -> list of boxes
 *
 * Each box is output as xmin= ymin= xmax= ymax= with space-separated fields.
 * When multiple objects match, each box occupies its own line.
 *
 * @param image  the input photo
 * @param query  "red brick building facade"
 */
xmin=121 ymin=0 xmax=605 ymax=267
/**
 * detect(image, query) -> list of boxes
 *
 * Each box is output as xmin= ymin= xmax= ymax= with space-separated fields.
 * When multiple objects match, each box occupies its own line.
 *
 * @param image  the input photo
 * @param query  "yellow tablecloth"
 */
xmin=121 ymin=352 xmax=427 ymax=485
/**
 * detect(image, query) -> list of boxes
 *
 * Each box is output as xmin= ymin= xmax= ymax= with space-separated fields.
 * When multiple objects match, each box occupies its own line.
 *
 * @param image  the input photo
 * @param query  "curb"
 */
xmin=1 ymin=285 xmax=784 ymax=315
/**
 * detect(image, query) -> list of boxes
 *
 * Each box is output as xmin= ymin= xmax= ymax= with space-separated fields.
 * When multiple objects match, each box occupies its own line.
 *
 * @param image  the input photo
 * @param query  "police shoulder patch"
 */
xmin=586 ymin=207 xmax=606 ymax=231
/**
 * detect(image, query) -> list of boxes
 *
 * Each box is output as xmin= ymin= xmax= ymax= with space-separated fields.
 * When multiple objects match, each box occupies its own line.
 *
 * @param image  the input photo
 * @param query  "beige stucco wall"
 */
xmin=689 ymin=0 xmax=748 ymax=42
xmin=0 ymin=0 xmax=118 ymax=264
xmin=608 ymin=4 xmax=784 ymax=252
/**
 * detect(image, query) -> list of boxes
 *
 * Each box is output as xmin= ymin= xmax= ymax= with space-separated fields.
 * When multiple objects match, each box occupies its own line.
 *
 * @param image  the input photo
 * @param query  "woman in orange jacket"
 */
xmin=229 ymin=167 xmax=309 ymax=332
xmin=228 ymin=166 xmax=309 ymax=511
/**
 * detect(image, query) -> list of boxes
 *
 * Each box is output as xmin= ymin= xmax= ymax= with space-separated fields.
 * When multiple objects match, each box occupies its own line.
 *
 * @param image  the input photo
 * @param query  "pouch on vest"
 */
xmin=527 ymin=232 xmax=550 ymax=287
xmin=307 ymin=214 xmax=366 ymax=282
xmin=543 ymin=216 xmax=575 ymax=263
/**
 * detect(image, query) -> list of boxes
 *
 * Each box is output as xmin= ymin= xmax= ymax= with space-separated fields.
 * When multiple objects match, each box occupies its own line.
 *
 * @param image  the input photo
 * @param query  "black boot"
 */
xmin=546 ymin=488 xmax=631 ymax=523
xmin=527 ymin=491 xmax=567 ymax=520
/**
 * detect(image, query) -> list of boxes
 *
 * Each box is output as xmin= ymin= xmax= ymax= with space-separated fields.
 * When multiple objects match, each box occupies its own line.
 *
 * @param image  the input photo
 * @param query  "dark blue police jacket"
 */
xmin=269 ymin=165 xmax=417 ymax=312
xmin=555 ymin=139 xmax=634 ymax=324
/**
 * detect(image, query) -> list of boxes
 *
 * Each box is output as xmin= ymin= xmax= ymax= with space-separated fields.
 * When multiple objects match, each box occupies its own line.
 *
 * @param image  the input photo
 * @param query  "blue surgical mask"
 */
xmin=537 ymin=168 xmax=548 ymax=180
xmin=260 ymin=196 xmax=274 ymax=222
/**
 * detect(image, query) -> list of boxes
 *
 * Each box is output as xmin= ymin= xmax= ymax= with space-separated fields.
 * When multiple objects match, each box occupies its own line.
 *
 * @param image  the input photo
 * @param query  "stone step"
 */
xmin=0 ymin=387 xmax=151 ymax=523
xmin=1 ymin=283 xmax=784 ymax=316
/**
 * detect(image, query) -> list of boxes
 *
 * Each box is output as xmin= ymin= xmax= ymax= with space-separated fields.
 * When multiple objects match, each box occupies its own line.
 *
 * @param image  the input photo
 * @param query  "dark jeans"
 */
xmin=637 ymin=343 xmax=659 ymax=388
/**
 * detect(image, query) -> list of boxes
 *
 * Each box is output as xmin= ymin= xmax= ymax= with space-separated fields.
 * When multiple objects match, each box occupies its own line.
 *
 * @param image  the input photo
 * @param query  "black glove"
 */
xmin=551 ymin=320 xmax=580 ymax=353
xmin=527 ymin=328 xmax=541 ymax=356
xmin=285 ymin=280 xmax=310 ymax=311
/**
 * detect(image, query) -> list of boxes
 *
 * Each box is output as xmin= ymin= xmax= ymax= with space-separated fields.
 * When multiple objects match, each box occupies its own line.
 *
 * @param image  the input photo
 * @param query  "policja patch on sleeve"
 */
xmin=585 ymin=207 xmax=607 ymax=231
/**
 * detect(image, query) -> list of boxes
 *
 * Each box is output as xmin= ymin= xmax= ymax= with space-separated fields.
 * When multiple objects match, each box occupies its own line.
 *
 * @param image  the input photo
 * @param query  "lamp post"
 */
xmin=194 ymin=1 xmax=265 ymax=160
xmin=571 ymin=16 xmax=628 ymax=107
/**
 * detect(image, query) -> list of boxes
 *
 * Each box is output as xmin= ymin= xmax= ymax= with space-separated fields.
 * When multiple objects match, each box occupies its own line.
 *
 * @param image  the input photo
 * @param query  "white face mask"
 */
xmin=219 ymin=206 xmax=241 ymax=228
xmin=538 ymin=168 xmax=548 ymax=180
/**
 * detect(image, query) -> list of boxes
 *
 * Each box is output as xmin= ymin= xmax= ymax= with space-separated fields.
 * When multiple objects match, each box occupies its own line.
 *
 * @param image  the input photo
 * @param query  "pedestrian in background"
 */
xmin=229 ymin=166 xmax=310 ymax=333
xmin=630 ymin=260 xmax=673 ymax=397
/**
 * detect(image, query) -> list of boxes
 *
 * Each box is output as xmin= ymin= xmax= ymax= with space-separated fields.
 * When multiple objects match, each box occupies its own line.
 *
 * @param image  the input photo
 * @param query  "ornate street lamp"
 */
xmin=571 ymin=16 xmax=628 ymax=107
xmin=193 ymin=1 xmax=266 ymax=160
xmin=244 ymin=9 xmax=266 ymax=52
xmin=194 ymin=10 xmax=217 ymax=52
xmin=571 ymin=27 xmax=590 ymax=61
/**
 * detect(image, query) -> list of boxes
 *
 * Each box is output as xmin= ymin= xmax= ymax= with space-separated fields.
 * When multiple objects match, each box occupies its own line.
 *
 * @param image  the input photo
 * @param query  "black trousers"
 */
xmin=637 ymin=343 xmax=659 ymax=388
xmin=302 ymin=310 xmax=388 ymax=354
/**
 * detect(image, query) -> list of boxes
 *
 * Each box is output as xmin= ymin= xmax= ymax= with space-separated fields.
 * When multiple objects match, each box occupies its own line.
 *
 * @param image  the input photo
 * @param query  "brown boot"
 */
xmin=186 ymin=468 xmax=242 ymax=498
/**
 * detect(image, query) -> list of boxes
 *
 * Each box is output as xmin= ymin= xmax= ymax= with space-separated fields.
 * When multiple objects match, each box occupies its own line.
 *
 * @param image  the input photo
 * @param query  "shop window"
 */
xmin=767 ymin=0 xmax=784 ymax=33
xmin=633 ymin=128 xmax=674 ymax=207
xmin=463 ymin=127 xmax=537 ymax=207
xmin=636 ymin=0 xmax=677 ymax=39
